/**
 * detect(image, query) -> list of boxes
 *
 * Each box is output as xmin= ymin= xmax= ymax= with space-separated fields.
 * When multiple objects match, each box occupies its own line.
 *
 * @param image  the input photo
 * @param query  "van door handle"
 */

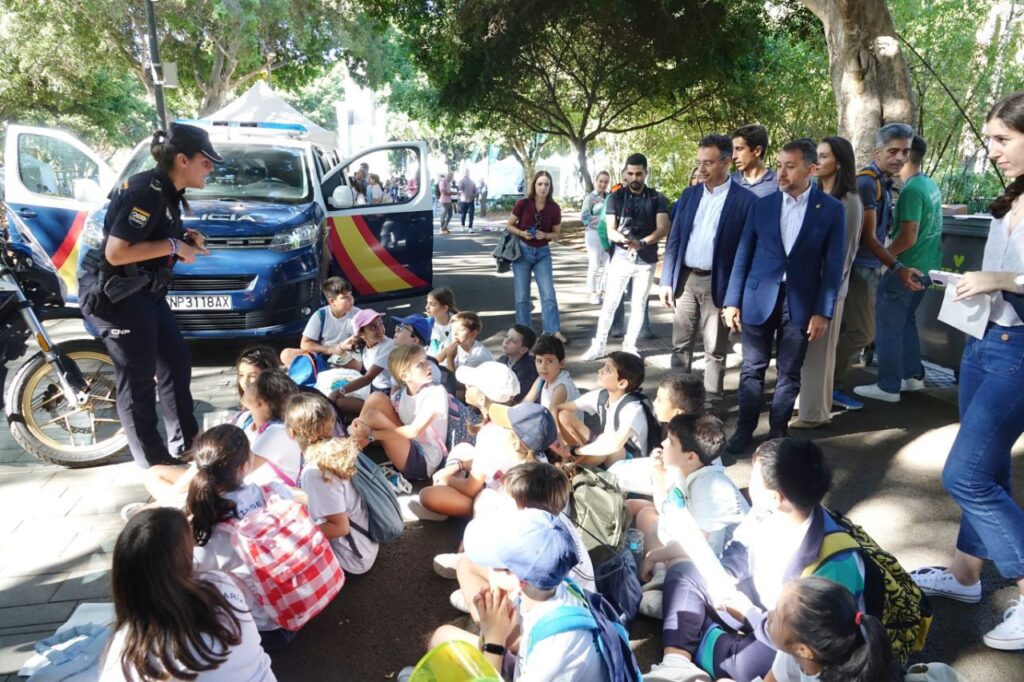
xmin=17 ymin=208 xmax=38 ymax=219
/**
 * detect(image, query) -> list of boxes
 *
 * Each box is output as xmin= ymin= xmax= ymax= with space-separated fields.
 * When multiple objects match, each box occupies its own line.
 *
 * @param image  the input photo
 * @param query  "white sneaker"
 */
xmin=398 ymin=494 xmax=449 ymax=522
xmin=120 ymin=502 xmax=147 ymax=523
xmin=901 ymin=377 xmax=927 ymax=392
xmin=450 ymin=588 xmax=471 ymax=614
xmin=644 ymin=657 xmax=711 ymax=682
xmin=639 ymin=590 xmax=663 ymax=619
xmin=910 ymin=566 xmax=982 ymax=603
xmin=983 ymin=596 xmax=1024 ymax=650
xmin=643 ymin=563 xmax=667 ymax=591
xmin=432 ymin=552 xmax=461 ymax=579
xmin=589 ymin=292 xmax=602 ymax=305
xmin=621 ymin=344 xmax=640 ymax=357
xmin=580 ymin=342 xmax=605 ymax=362
xmin=853 ymin=383 xmax=901 ymax=403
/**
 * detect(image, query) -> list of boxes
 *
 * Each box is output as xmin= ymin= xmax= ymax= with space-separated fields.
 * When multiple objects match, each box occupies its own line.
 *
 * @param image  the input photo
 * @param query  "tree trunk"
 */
xmin=573 ymin=137 xmax=594 ymax=194
xmin=801 ymin=0 xmax=915 ymax=164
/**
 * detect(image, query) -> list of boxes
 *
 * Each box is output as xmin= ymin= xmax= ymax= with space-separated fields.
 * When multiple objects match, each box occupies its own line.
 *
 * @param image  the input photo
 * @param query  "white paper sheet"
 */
xmin=929 ymin=270 xmax=990 ymax=340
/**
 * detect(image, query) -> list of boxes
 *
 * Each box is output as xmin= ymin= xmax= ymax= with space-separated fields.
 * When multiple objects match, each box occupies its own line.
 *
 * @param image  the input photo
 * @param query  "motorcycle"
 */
xmin=1 ymin=216 xmax=126 ymax=467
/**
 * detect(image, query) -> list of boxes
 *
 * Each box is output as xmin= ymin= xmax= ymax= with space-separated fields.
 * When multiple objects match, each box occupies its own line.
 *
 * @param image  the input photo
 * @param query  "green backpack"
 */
xmin=804 ymin=508 xmax=933 ymax=664
xmin=567 ymin=465 xmax=631 ymax=567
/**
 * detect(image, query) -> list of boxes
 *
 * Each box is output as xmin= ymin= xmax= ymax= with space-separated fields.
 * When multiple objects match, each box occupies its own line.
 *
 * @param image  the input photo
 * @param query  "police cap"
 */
xmin=168 ymin=122 xmax=223 ymax=163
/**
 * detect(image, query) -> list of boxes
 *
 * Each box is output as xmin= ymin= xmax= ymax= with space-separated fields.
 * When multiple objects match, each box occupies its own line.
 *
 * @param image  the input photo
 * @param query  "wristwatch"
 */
xmin=482 ymin=642 xmax=507 ymax=656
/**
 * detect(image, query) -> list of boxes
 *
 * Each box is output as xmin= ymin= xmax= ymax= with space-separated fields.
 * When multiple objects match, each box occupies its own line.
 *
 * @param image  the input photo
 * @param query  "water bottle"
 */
xmin=626 ymin=528 xmax=644 ymax=568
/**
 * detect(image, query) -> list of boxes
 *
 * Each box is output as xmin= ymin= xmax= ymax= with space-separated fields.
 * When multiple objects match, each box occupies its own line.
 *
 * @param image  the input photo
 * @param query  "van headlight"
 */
xmin=270 ymin=222 xmax=318 ymax=252
xmin=82 ymin=214 xmax=105 ymax=249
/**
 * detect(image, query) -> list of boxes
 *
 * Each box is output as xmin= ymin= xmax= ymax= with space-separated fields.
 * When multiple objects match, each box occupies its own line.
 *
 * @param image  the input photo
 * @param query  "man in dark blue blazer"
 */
xmin=722 ymin=138 xmax=846 ymax=452
xmin=660 ymin=134 xmax=756 ymax=408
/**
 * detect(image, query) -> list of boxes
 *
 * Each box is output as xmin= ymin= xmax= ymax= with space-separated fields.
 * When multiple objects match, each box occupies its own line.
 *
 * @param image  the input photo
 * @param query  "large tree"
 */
xmin=366 ymin=0 xmax=764 ymax=192
xmin=800 ymin=0 xmax=915 ymax=162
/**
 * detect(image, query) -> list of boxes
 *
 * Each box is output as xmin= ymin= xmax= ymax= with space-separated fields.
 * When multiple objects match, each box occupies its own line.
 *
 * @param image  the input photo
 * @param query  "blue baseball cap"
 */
xmin=463 ymin=508 xmax=579 ymax=589
xmin=392 ymin=313 xmax=432 ymax=346
xmin=508 ymin=402 xmax=558 ymax=453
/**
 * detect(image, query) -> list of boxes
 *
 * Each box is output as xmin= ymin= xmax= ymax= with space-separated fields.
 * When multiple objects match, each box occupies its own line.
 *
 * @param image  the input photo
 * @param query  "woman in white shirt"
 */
xmin=101 ymin=507 xmax=274 ymax=681
xmin=910 ymin=89 xmax=1024 ymax=652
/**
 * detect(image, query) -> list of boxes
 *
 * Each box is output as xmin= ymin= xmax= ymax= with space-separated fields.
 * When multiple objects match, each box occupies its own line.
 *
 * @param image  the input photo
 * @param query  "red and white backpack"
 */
xmin=230 ymin=485 xmax=344 ymax=631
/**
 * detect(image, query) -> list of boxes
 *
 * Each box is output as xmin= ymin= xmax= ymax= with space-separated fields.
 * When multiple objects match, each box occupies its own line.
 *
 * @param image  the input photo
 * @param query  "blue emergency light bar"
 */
xmin=175 ymin=119 xmax=309 ymax=136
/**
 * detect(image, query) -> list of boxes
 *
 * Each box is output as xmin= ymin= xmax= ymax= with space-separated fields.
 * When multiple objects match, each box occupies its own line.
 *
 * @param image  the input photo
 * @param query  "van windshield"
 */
xmin=120 ymin=142 xmax=311 ymax=203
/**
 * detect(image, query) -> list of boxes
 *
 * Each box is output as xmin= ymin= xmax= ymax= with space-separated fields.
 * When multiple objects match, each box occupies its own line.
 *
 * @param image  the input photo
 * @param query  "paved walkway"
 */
xmin=1 ymin=219 xmax=1022 ymax=680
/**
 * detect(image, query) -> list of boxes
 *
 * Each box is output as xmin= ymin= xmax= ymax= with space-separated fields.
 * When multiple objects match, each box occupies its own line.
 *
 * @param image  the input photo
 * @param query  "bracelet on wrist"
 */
xmin=890 ymin=261 xmax=904 ymax=273
xmin=482 ymin=642 xmax=507 ymax=656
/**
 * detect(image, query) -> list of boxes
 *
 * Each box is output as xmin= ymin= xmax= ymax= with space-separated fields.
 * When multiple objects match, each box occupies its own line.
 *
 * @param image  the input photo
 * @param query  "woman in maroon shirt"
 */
xmin=505 ymin=171 xmax=565 ymax=339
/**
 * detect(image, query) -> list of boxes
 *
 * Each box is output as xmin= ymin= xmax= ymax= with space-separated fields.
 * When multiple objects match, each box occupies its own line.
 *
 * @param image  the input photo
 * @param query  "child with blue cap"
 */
xmin=428 ymin=507 xmax=610 ymax=681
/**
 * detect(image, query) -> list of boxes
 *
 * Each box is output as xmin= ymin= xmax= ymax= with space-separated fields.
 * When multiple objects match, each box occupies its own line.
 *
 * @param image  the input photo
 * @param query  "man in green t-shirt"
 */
xmin=855 ymin=135 xmax=943 ymax=403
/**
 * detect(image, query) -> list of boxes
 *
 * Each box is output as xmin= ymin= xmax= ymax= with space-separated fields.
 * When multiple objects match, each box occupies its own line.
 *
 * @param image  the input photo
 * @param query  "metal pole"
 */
xmin=145 ymin=0 xmax=168 ymax=130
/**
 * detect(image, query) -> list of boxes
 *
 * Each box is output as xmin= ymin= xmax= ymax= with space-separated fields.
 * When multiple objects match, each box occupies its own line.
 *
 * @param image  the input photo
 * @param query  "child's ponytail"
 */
xmin=786 ymin=576 xmax=902 ymax=682
xmin=185 ymin=425 xmax=252 ymax=546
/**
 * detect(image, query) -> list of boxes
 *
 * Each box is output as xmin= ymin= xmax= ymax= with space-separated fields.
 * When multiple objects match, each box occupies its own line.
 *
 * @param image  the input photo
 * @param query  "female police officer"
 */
xmin=78 ymin=123 xmax=219 ymax=467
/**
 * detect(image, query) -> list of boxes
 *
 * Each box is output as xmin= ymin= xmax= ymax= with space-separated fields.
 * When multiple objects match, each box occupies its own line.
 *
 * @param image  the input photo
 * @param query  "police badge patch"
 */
xmin=128 ymin=207 xmax=151 ymax=229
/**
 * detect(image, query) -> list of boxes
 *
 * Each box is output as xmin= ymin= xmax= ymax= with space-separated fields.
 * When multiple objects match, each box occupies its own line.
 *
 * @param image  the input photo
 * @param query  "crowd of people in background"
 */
xmin=99 ymin=89 xmax=1024 ymax=682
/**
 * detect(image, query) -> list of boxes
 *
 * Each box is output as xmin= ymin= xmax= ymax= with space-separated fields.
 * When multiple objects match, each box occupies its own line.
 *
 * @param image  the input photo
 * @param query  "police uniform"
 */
xmin=78 ymin=124 xmax=219 ymax=467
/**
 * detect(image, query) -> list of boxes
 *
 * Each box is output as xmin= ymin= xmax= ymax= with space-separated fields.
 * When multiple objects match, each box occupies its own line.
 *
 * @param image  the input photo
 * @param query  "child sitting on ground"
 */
xmin=186 ymin=425 xmax=300 ymax=650
xmin=425 ymin=286 xmax=458 ymax=359
xmin=418 ymin=362 xmax=521 ymax=519
xmin=331 ymin=309 xmax=395 ymax=416
xmin=610 ymin=371 xmax=705 ymax=496
xmin=497 ymin=324 xmax=538 ymax=403
xmin=427 ymin=508 xmax=611 ymax=681
xmin=445 ymin=457 xmax=597 ymax=619
xmin=554 ymin=351 xmax=651 ymax=467
xmin=523 ymin=333 xmax=581 ymax=419
xmin=101 ymin=507 xmax=275 ymax=681
xmin=286 ymin=393 xmax=378 ymax=575
xmin=764 ymin=576 xmax=900 ymax=682
xmin=644 ymin=438 xmax=867 ymax=682
xmin=392 ymin=313 xmax=446 ymax=386
xmin=438 ymin=311 xmax=494 ymax=374
xmin=348 ymin=345 xmax=449 ymax=481
xmin=242 ymin=370 xmax=303 ymax=488
xmin=280 ymin=277 xmax=361 ymax=370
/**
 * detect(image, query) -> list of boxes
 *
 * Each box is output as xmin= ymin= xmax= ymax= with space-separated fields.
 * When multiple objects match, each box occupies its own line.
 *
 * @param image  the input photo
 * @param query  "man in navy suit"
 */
xmin=723 ymin=138 xmax=846 ymax=452
xmin=660 ymin=135 xmax=756 ymax=409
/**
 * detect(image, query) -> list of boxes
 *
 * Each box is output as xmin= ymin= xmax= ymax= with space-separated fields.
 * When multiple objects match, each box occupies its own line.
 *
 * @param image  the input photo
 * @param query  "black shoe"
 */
xmin=611 ymin=328 xmax=625 ymax=339
xmin=725 ymin=431 xmax=753 ymax=454
xmin=642 ymin=327 xmax=656 ymax=340
xmin=767 ymin=428 xmax=788 ymax=440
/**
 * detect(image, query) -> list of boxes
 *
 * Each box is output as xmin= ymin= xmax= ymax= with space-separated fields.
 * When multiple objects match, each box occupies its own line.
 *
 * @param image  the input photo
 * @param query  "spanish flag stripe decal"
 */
xmin=53 ymin=211 xmax=87 ymax=296
xmin=326 ymin=215 xmax=428 ymax=296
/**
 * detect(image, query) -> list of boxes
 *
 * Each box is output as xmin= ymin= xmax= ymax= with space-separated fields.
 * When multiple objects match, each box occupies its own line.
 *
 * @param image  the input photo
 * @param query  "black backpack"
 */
xmin=596 ymin=389 xmax=663 ymax=458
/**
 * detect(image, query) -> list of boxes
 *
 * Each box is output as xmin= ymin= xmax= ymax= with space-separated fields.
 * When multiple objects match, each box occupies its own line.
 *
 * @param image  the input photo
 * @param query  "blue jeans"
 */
xmin=874 ymin=270 xmax=929 ymax=393
xmin=511 ymin=244 xmax=560 ymax=334
xmin=942 ymin=323 xmax=1024 ymax=578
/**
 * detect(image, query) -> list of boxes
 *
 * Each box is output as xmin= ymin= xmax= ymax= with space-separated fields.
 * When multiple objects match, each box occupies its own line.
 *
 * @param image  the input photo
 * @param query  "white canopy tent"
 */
xmin=201 ymin=81 xmax=338 ymax=150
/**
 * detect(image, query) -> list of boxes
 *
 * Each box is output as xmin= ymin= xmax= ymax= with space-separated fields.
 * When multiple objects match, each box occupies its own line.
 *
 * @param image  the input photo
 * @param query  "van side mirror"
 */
xmin=330 ymin=185 xmax=354 ymax=209
xmin=73 ymin=178 xmax=104 ymax=203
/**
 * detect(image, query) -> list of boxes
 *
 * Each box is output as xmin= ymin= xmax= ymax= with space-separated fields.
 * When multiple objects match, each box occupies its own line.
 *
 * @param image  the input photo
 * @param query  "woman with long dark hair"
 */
xmin=765 ymin=577 xmax=900 ymax=682
xmin=790 ymin=136 xmax=864 ymax=429
xmin=911 ymin=89 xmax=1024 ymax=651
xmin=506 ymin=171 xmax=565 ymax=341
xmin=77 ymin=123 xmax=218 ymax=468
xmin=100 ymin=507 xmax=274 ymax=681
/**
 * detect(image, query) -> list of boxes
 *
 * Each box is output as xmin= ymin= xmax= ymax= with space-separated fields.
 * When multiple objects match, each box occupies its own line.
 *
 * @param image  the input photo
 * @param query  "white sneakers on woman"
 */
xmin=911 ymin=566 xmax=1024 ymax=650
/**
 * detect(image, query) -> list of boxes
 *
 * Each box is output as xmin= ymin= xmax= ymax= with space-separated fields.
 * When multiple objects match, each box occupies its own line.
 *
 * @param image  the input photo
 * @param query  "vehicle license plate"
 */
xmin=167 ymin=295 xmax=232 ymax=310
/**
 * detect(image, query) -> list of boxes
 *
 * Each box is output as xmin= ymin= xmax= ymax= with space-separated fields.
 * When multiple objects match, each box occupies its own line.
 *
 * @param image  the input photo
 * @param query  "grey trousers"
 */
xmin=798 ymin=295 xmax=847 ymax=423
xmin=671 ymin=271 xmax=728 ymax=404
xmin=833 ymin=266 xmax=878 ymax=388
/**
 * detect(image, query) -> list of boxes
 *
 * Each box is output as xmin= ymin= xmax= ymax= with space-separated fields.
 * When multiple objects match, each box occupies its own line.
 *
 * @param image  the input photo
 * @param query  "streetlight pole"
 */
xmin=144 ymin=0 xmax=168 ymax=130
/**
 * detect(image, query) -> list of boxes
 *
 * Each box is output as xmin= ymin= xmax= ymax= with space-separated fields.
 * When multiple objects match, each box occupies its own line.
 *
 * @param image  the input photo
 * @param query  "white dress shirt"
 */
xmin=684 ymin=179 xmax=731 ymax=270
xmin=780 ymin=184 xmax=812 ymax=282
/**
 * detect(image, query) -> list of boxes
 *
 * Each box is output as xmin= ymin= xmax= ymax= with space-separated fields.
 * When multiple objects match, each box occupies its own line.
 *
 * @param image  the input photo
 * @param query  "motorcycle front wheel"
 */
xmin=5 ymin=339 xmax=128 ymax=467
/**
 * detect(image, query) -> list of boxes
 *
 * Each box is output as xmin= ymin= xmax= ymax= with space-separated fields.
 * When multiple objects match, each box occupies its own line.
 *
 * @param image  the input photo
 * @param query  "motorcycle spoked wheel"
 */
xmin=5 ymin=339 xmax=128 ymax=467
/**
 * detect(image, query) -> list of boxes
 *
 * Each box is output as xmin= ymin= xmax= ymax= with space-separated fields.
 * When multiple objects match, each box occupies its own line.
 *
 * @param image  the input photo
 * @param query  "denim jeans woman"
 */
xmin=910 ymin=88 xmax=1024 ymax=651
xmin=506 ymin=171 xmax=563 ymax=336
